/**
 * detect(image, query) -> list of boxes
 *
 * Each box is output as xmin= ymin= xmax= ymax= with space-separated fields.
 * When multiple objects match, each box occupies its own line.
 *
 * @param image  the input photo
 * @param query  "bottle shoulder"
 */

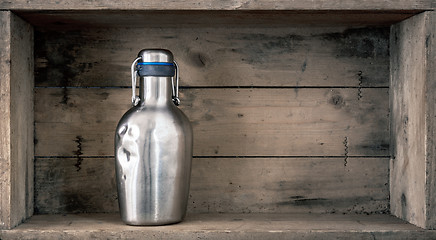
xmin=115 ymin=104 xmax=193 ymax=142
xmin=117 ymin=104 xmax=191 ymax=127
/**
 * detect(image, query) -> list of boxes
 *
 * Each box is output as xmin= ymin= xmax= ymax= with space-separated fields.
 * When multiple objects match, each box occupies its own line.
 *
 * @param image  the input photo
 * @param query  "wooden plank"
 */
xmin=34 ymin=88 xmax=389 ymax=157
xmin=18 ymin=11 xmax=417 ymax=29
xmin=425 ymin=11 xmax=436 ymax=231
xmin=2 ymin=213 xmax=433 ymax=240
xmin=34 ymin=157 xmax=118 ymax=214
xmin=390 ymin=11 xmax=436 ymax=229
xmin=0 ymin=10 xmax=12 ymax=230
xmin=10 ymin=10 xmax=34 ymax=228
xmin=33 ymin=26 xmax=390 ymax=87
xmin=34 ymin=157 xmax=389 ymax=214
xmin=0 ymin=11 xmax=34 ymax=229
xmin=0 ymin=0 xmax=434 ymax=11
xmin=2 ymin=212 xmax=424 ymax=231
xmin=189 ymin=157 xmax=389 ymax=214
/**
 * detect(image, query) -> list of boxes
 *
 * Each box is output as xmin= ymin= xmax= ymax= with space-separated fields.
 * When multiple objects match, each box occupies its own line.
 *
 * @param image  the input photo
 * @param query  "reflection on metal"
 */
xmin=115 ymin=49 xmax=193 ymax=225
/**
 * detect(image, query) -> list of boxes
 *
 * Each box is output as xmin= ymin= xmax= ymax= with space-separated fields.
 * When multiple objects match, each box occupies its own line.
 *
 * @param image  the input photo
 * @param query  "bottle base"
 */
xmin=122 ymin=218 xmax=184 ymax=226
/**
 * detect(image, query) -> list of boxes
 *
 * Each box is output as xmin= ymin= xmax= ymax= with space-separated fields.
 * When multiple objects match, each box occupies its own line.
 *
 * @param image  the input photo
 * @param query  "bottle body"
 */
xmin=115 ymin=75 xmax=193 ymax=225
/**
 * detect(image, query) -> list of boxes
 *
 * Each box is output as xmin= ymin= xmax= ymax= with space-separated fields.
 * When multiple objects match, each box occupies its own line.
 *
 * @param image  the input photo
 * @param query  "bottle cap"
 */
xmin=137 ymin=49 xmax=175 ymax=77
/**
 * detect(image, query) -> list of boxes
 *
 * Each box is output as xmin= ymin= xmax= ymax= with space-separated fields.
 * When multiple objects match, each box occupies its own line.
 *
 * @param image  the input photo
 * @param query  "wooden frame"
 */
xmin=0 ymin=1 xmax=434 ymax=235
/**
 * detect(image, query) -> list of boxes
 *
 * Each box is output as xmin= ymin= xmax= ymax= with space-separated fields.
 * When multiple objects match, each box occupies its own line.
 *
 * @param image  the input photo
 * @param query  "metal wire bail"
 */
xmin=172 ymin=60 xmax=180 ymax=106
xmin=131 ymin=57 xmax=141 ymax=106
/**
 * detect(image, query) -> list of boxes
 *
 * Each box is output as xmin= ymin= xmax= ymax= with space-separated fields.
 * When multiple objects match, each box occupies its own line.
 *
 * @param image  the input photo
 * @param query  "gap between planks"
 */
xmin=34 ymin=86 xmax=390 ymax=89
xmin=34 ymin=155 xmax=390 ymax=158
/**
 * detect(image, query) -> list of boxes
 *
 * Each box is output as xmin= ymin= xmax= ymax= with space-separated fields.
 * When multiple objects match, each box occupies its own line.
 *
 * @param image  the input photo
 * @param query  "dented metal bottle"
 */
xmin=115 ymin=49 xmax=193 ymax=225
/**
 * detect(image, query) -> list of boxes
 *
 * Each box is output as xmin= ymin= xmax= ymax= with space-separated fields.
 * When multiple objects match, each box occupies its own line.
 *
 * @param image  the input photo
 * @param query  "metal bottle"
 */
xmin=115 ymin=49 xmax=193 ymax=225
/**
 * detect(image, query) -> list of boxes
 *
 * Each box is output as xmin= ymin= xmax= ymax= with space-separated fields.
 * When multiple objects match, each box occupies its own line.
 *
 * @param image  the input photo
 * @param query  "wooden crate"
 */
xmin=0 ymin=1 xmax=435 ymax=238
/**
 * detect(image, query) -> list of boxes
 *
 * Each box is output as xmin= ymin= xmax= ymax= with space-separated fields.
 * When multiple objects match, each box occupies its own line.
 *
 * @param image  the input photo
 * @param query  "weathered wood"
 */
xmin=34 ymin=157 xmax=118 ymax=214
xmin=19 ymin=11 xmax=417 ymax=30
xmin=0 ymin=11 xmax=34 ymax=229
xmin=390 ymin=11 xmax=436 ymax=229
xmin=425 ymin=12 xmax=436 ymax=231
xmin=34 ymin=88 xmax=389 ymax=157
xmin=3 ymin=213 xmax=434 ymax=240
xmin=34 ymin=157 xmax=389 ymax=214
xmin=0 ymin=0 xmax=434 ymax=11
xmin=0 ymin=10 xmax=12 ymax=231
xmin=190 ymin=157 xmax=389 ymax=214
xmin=10 ymin=11 xmax=34 ymax=228
xmin=33 ymin=26 xmax=389 ymax=87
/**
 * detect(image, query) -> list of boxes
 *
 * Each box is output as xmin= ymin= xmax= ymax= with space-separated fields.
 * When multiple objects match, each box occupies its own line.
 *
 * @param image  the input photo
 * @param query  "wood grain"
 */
xmin=34 ymin=157 xmax=118 ymax=214
xmin=34 ymin=88 xmax=389 ymax=157
xmin=18 ymin=11 xmax=417 ymax=30
xmin=3 ymin=213 xmax=433 ymax=240
xmin=1 ymin=0 xmax=434 ymax=11
xmin=390 ymin=11 xmax=436 ymax=229
xmin=0 ymin=11 xmax=34 ymax=229
xmin=34 ymin=157 xmax=389 ymax=214
xmin=0 ymin=10 xmax=12 ymax=230
xmin=34 ymin=26 xmax=389 ymax=87
xmin=10 ymin=10 xmax=34 ymax=228
xmin=425 ymin=11 xmax=436 ymax=230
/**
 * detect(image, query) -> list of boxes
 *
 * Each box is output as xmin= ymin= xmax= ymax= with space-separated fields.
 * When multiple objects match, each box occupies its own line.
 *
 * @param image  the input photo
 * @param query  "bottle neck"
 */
xmin=139 ymin=76 xmax=173 ymax=106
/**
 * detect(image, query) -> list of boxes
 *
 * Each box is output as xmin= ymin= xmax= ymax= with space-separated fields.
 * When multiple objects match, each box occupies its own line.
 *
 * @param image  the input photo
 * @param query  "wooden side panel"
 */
xmin=390 ymin=11 xmax=435 ymax=229
xmin=34 ymin=157 xmax=389 ymax=214
xmin=0 ymin=0 xmax=434 ymax=11
xmin=424 ymin=11 xmax=436 ymax=230
xmin=0 ymin=10 xmax=13 ymax=230
xmin=34 ymin=26 xmax=389 ymax=88
xmin=0 ymin=11 xmax=34 ymax=229
xmin=10 ymin=12 xmax=34 ymax=224
xmin=34 ymin=88 xmax=389 ymax=157
xmin=390 ymin=11 xmax=426 ymax=229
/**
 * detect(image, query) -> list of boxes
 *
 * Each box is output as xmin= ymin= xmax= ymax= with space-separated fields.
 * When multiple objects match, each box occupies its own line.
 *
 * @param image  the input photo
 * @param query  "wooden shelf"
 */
xmin=15 ymin=10 xmax=421 ymax=30
xmin=1 ymin=213 xmax=436 ymax=239
xmin=1 ymin=0 xmax=434 ymax=11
